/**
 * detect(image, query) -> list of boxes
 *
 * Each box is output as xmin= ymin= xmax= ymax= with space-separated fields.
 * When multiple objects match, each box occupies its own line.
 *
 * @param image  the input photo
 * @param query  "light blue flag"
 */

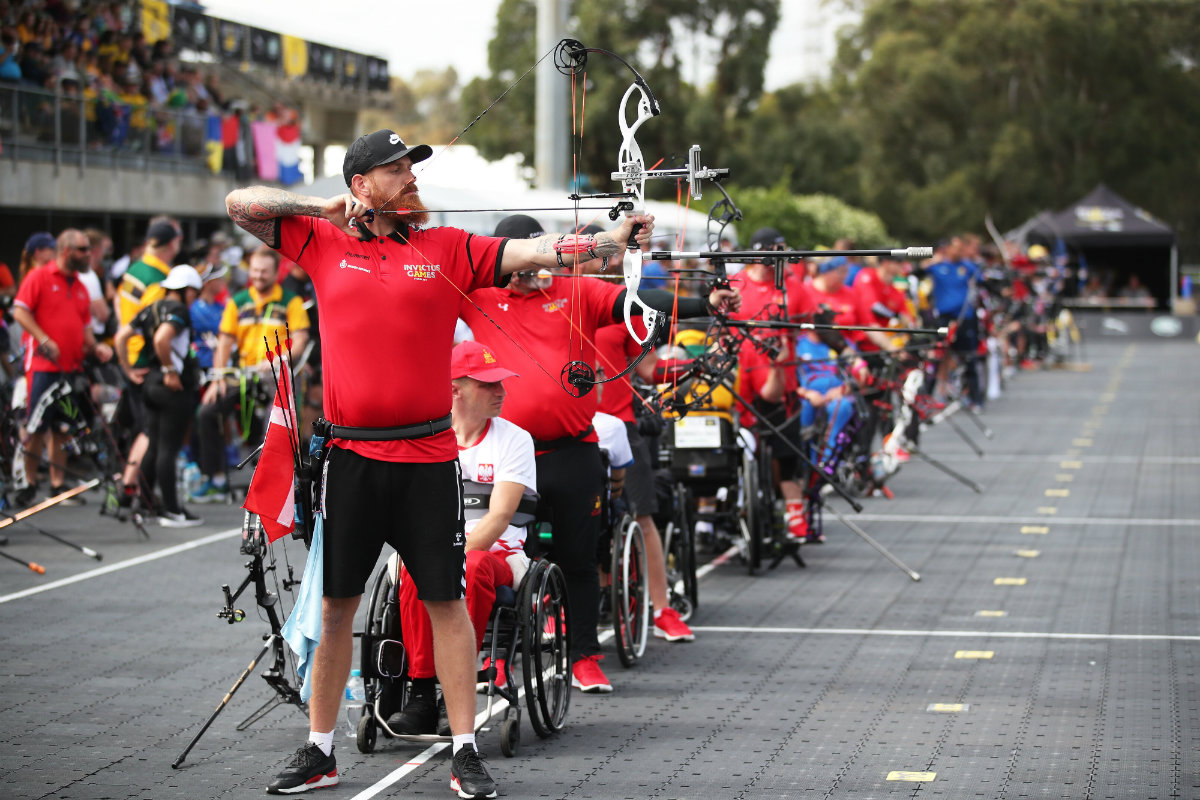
xmin=282 ymin=516 xmax=323 ymax=702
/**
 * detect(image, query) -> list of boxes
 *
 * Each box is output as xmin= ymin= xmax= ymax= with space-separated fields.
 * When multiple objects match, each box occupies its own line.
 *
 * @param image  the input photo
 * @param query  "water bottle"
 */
xmin=343 ymin=669 xmax=364 ymax=737
xmin=183 ymin=462 xmax=203 ymax=496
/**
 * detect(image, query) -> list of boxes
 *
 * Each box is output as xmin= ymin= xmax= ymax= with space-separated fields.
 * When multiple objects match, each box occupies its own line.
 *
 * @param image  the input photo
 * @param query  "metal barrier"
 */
xmin=0 ymin=82 xmax=212 ymax=175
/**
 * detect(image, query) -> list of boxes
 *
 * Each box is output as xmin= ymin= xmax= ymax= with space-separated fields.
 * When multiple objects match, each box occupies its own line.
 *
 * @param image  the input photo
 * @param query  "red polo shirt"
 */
xmin=15 ymin=262 xmax=92 ymax=373
xmin=464 ymin=276 xmax=623 ymax=443
xmin=728 ymin=270 xmax=815 ymax=325
xmin=852 ymin=268 xmax=909 ymax=351
xmin=810 ymin=284 xmax=870 ymax=347
xmin=277 ymin=218 xmax=504 ymax=462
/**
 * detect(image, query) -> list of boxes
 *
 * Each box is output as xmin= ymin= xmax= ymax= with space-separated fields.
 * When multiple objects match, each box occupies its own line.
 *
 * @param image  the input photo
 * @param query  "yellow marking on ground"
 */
xmin=927 ymin=703 xmax=969 ymax=712
xmin=1072 ymin=438 xmax=1093 ymax=447
xmin=887 ymin=771 xmax=937 ymax=782
xmin=976 ymin=610 xmax=1007 ymax=617
xmin=1056 ymin=474 xmax=1074 ymax=482
xmin=1021 ymin=525 xmax=1049 ymax=534
xmin=955 ymin=650 xmax=994 ymax=659
xmin=1016 ymin=549 xmax=1041 ymax=558
xmin=994 ymin=577 xmax=1027 ymax=586
xmin=1060 ymin=460 xmax=1083 ymax=469
xmin=1037 ymin=506 xmax=1057 ymax=515
xmin=1045 ymin=488 xmax=1070 ymax=498
xmin=1065 ymin=449 xmax=1081 ymax=457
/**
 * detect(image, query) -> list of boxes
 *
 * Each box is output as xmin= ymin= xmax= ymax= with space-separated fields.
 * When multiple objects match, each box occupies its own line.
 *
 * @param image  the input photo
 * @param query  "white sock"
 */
xmin=309 ymin=730 xmax=334 ymax=756
xmin=452 ymin=733 xmax=476 ymax=755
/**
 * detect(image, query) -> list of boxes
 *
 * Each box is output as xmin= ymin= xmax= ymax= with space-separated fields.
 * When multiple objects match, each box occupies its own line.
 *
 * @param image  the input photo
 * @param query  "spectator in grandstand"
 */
xmin=11 ymin=229 xmax=113 ymax=506
xmin=464 ymin=214 xmax=737 ymax=693
xmin=224 ymin=129 xmax=654 ymax=798
xmin=19 ymin=231 xmax=56 ymax=280
xmin=114 ymin=265 xmax=203 ymax=527
xmin=191 ymin=246 xmax=309 ymax=504
xmin=390 ymin=341 xmax=537 ymax=736
xmin=0 ymin=30 xmax=22 ymax=83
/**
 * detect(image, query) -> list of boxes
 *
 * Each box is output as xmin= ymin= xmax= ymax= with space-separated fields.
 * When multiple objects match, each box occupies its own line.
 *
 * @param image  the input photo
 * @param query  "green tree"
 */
xmin=460 ymin=0 xmax=779 ymax=202
xmin=830 ymin=0 xmax=1200 ymax=254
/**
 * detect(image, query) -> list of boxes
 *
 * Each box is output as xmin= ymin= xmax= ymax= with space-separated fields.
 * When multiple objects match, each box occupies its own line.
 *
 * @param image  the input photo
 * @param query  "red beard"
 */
xmin=369 ymin=178 xmax=430 ymax=227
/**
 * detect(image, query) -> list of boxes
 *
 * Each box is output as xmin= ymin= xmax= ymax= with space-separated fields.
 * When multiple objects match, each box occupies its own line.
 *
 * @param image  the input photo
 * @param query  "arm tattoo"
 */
xmin=590 ymin=233 xmax=624 ymax=260
xmin=226 ymin=186 xmax=324 ymax=249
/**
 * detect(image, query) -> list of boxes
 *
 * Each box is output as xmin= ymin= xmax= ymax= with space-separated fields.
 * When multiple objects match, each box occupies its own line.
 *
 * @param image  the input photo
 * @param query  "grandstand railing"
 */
xmin=0 ymin=83 xmax=214 ymax=175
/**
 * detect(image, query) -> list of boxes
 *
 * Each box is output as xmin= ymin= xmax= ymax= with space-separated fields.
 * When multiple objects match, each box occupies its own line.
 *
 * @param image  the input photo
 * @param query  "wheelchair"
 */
xmin=602 ymin=504 xmax=650 ymax=668
xmin=354 ymin=522 xmax=571 ymax=757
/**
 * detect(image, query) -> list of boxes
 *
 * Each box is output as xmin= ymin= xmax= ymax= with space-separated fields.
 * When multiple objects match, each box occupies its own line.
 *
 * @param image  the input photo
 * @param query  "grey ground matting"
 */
xmin=1 ymin=339 xmax=1197 ymax=799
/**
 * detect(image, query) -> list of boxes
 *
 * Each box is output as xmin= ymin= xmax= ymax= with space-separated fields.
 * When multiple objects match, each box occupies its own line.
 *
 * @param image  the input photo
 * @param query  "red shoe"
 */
xmin=785 ymin=501 xmax=809 ymax=541
xmin=476 ymin=657 xmax=507 ymax=693
xmin=571 ymin=654 xmax=613 ymax=693
xmin=653 ymin=607 xmax=695 ymax=642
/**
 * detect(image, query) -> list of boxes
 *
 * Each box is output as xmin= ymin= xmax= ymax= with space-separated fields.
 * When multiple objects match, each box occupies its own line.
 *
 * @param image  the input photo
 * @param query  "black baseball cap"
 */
xmin=343 ymin=129 xmax=433 ymax=186
xmin=146 ymin=220 xmax=181 ymax=246
xmin=749 ymin=227 xmax=786 ymax=251
xmin=493 ymin=214 xmax=545 ymax=239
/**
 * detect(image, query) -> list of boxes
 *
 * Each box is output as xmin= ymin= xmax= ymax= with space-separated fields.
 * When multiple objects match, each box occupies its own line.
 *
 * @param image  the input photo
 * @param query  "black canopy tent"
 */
xmin=1013 ymin=184 xmax=1177 ymax=308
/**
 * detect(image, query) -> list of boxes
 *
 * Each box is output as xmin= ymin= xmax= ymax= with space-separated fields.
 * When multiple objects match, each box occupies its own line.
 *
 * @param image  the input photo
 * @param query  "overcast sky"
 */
xmin=198 ymin=0 xmax=829 ymax=91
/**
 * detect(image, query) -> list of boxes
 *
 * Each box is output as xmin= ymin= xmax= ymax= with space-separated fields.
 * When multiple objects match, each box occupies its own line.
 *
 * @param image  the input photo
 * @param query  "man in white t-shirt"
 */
xmin=391 ymin=340 xmax=538 ymax=735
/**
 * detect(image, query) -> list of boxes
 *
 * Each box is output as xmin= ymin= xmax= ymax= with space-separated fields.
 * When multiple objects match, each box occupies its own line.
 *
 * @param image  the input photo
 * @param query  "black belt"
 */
xmin=314 ymin=414 xmax=452 ymax=442
xmin=534 ymin=424 xmax=594 ymax=452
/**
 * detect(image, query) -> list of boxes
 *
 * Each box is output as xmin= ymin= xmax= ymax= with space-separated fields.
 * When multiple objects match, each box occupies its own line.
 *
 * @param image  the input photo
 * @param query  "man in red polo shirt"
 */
xmin=12 ymin=229 xmax=113 ymax=506
xmin=728 ymin=227 xmax=814 ymax=326
xmin=226 ymin=131 xmax=655 ymax=799
xmin=462 ymin=214 xmax=738 ymax=695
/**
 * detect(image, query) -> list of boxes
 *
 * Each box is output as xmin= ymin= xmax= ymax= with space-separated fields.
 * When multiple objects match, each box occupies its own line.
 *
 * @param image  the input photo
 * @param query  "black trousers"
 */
xmin=535 ymin=441 xmax=605 ymax=660
xmin=143 ymin=381 xmax=195 ymax=513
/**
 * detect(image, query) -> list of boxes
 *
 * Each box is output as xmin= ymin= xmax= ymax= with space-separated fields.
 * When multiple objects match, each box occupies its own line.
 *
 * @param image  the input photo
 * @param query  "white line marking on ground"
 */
xmin=923 ymin=454 xmax=1200 ymax=465
xmin=832 ymin=513 xmax=1200 ymax=528
xmin=349 ymin=624 xmax=621 ymax=799
xmin=0 ymin=528 xmax=241 ymax=605
xmin=689 ymin=626 xmax=1200 ymax=643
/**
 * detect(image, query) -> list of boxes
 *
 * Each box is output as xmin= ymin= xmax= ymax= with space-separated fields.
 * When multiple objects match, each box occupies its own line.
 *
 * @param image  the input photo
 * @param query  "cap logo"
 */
xmin=483 ymin=352 xmax=497 ymax=364
xmin=389 ymin=133 xmax=401 ymax=145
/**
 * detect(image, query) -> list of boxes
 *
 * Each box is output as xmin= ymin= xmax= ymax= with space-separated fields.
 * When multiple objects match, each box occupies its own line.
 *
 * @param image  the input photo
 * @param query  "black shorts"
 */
xmin=26 ymin=371 xmax=84 ymax=434
xmin=321 ymin=447 xmax=465 ymax=600
xmin=938 ymin=313 xmax=980 ymax=355
xmin=622 ymin=421 xmax=658 ymax=517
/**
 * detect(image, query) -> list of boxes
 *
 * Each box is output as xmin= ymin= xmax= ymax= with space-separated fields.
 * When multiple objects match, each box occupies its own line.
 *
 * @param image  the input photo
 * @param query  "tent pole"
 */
xmin=1171 ymin=245 xmax=1179 ymax=313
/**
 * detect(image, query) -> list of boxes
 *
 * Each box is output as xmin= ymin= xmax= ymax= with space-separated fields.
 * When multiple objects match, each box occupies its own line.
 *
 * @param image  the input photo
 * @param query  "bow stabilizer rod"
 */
xmin=647 ymin=246 xmax=935 ymax=261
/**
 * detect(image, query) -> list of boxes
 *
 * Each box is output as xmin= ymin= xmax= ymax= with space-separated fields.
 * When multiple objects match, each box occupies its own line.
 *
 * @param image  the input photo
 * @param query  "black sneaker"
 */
xmin=436 ymin=694 xmax=450 ymax=737
xmin=388 ymin=690 xmax=438 ymax=735
xmin=266 ymin=742 xmax=337 ymax=794
xmin=450 ymin=745 xmax=497 ymax=799
xmin=158 ymin=508 xmax=203 ymax=528
xmin=14 ymin=485 xmax=37 ymax=508
xmin=48 ymin=484 xmax=85 ymax=506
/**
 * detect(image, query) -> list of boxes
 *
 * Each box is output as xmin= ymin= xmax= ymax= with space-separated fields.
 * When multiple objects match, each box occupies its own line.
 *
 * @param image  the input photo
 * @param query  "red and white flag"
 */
xmin=244 ymin=351 xmax=300 ymax=542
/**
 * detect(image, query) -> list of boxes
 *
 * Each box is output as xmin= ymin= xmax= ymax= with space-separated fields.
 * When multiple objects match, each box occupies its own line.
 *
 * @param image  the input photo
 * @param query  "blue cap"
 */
xmin=817 ymin=256 xmax=847 ymax=274
xmin=24 ymin=232 xmax=56 ymax=252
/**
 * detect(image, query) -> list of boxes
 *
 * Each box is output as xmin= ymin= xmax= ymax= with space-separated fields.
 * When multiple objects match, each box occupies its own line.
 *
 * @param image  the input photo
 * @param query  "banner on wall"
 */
xmin=140 ymin=0 xmax=170 ymax=44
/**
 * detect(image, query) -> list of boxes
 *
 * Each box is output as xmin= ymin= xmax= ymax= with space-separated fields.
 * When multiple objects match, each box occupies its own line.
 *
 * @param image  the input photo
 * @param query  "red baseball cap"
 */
xmin=451 ymin=341 xmax=519 ymax=382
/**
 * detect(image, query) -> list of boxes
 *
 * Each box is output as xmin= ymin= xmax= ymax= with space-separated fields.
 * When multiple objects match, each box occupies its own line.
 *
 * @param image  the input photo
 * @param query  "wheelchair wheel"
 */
xmin=521 ymin=560 xmax=570 ymax=738
xmin=612 ymin=516 xmax=649 ymax=667
xmin=356 ymin=712 xmax=377 ymax=754
xmin=665 ymin=483 xmax=697 ymax=620
xmin=360 ymin=560 xmax=407 ymax=745
xmin=500 ymin=717 xmax=521 ymax=757
xmin=739 ymin=447 xmax=763 ymax=573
